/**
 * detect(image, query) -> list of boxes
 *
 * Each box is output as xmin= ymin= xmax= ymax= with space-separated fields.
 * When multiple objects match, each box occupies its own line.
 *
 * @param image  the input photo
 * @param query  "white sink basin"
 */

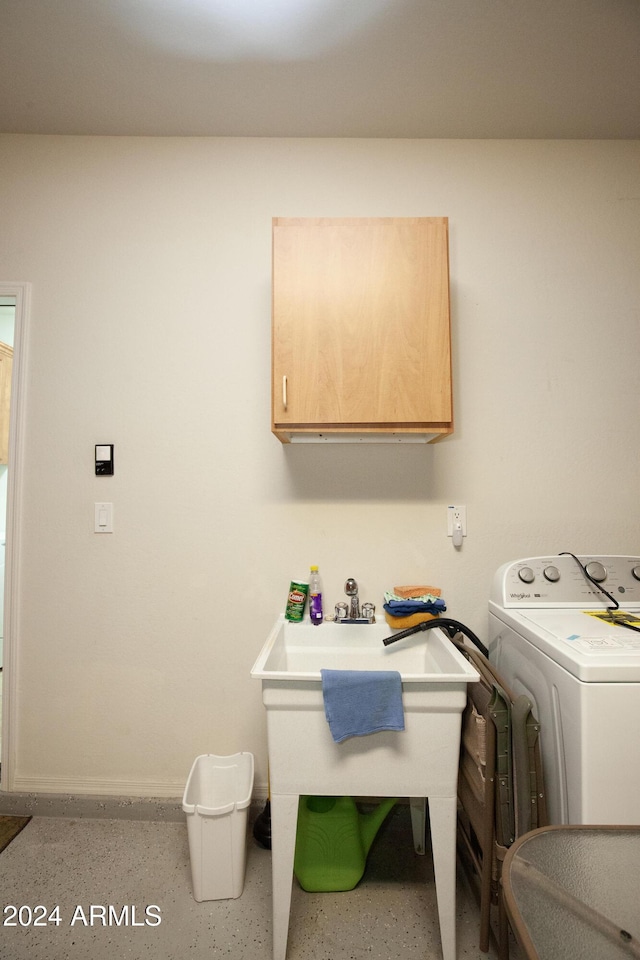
xmin=252 ymin=615 xmax=480 ymax=960
xmin=250 ymin=615 xmax=479 ymax=683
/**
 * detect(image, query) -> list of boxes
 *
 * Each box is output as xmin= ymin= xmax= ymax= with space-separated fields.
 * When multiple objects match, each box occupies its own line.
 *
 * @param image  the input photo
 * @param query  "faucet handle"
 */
xmin=335 ymin=602 xmax=348 ymax=621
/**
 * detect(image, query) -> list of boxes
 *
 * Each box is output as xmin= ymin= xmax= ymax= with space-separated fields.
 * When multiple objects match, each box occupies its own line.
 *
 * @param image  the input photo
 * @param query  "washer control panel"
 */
xmin=491 ymin=555 xmax=640 ymax=608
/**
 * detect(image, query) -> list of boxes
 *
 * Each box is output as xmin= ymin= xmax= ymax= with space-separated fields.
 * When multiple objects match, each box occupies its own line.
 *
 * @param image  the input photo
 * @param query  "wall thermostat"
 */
xmin=95 ymin=444 xmax=114 ymax=476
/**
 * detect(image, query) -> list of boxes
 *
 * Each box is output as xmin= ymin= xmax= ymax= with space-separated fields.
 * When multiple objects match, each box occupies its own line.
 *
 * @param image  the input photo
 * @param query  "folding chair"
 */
xmin=451 ymin=635 xmax=547 ymax=959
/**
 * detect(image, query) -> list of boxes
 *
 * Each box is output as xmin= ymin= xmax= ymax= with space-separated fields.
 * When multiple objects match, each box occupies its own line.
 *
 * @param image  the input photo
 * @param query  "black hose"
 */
xmin=382 ymin=616 xmax=489 ymax=658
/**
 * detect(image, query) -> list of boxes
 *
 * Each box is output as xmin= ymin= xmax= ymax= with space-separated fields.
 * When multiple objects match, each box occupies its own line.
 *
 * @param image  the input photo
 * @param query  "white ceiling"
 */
xmin=2 ymin=0 xmax=639 ymax=139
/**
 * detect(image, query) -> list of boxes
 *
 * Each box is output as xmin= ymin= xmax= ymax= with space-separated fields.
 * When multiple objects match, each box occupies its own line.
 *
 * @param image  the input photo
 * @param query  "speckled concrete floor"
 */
xmin=0 ymin=804 xmax=522 ymax=960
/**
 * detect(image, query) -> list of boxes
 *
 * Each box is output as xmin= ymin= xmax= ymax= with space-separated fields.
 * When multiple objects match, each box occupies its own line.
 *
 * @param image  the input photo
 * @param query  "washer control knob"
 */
xmin=585 ymin=561 xmax=607 ymax=582
xmin=543 ymin=565 xmax=560 ymax=582
xmin=518 ymin=566 xmax=535 ymax=584
xmin=632 ymin=566 xmax=640 ymax=582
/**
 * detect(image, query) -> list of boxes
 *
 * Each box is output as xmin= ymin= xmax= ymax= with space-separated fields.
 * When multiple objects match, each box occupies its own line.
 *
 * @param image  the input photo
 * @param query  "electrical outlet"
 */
xmin=447 ymin=505 xmax=467 ymax=545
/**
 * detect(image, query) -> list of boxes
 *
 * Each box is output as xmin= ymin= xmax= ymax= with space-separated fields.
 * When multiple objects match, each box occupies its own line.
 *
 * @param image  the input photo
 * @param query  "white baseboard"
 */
xmin=7 ymin=775 xmax=270 ymax=802
xmin=11 ymin=775 xmax=186 ymax=798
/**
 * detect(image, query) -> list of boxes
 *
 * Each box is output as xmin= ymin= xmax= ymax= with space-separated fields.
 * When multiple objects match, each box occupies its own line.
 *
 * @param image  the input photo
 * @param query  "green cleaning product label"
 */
xmin=285 ymin=581 xmax=309 ymax=622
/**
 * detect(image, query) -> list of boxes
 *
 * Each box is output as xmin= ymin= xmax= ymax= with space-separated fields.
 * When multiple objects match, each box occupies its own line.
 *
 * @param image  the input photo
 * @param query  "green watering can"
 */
xmin=294 ymin=795 xmax=397 ymax=892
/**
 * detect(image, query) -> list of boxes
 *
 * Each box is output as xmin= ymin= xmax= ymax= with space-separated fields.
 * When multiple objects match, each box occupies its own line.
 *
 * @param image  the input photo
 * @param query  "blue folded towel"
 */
xmin=320 ymin=669 xmax=405 ymax=744
xmin=383 ymin=597 xmax=446 ymax=617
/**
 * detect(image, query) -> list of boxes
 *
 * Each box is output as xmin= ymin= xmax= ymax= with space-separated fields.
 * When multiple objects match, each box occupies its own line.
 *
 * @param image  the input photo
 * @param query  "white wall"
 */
xmin=0 ymin=135 xmax=638 ymax=797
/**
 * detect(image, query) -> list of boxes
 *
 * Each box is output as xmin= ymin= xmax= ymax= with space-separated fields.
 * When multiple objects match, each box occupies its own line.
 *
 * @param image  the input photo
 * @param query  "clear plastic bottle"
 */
xmin=309 ymin=565 xmax=324 ymax=626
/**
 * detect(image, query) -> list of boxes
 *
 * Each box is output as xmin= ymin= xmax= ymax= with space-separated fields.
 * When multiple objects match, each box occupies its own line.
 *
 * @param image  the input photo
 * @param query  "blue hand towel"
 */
xmin=383 ymin=597 xmax=446 ymax=617
xmin=320 ymin=669 xmax=405 ymax=744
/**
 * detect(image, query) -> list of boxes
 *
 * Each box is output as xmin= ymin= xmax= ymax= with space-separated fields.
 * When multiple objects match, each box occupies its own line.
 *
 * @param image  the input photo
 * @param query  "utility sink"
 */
xmin=250 ymin=615 xmax=479 ymax=683
xmin=252 ymin=614 xmax=479 ymax=960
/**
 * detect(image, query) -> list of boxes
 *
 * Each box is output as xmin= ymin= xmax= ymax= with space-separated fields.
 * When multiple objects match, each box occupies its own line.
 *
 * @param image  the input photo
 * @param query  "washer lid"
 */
xmin=511 ymin=608 xmax=640 ymax=681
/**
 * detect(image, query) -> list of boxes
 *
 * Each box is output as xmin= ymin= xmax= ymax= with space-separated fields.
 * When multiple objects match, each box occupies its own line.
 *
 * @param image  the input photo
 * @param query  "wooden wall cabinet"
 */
xmin=271 ymin=217 xmax=453 ymax=443
xmin=0 ymin=341 xmax=13 ymax=464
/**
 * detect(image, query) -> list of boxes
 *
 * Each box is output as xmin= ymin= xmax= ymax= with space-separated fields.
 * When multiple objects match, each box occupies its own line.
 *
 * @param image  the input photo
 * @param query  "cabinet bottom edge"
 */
xmin=272 ymin=427 xmax=453 ymax=444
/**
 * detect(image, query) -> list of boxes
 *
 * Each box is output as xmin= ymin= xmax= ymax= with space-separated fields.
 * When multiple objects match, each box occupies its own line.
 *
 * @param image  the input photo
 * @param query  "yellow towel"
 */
xmin=384 ymin=611 xmax=439 ymax=630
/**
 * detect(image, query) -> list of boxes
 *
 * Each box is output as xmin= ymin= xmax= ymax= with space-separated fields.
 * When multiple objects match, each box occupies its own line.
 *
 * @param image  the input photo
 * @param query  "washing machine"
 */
xmin=488 ymin=554 xmax=640 ymax=826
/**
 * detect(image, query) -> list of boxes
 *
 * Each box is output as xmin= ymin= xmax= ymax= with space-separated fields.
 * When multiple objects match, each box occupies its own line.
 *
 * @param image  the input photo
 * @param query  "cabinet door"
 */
xmin=272 ymin=218 xmax=451 ymax=437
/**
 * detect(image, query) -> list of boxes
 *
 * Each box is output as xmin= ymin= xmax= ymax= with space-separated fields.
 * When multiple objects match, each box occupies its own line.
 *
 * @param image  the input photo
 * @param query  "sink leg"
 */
xmin=409 ymin=797 xmax=427 ymax=855
xmin=428 ymin=796 xmax=457 ymax=960
xmin=270 ymin=792 xmax=299 ymax=960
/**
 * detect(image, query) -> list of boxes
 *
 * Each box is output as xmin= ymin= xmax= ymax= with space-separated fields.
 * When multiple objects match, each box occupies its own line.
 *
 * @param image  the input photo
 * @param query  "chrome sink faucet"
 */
xmin=332 ymin=579 xmax=375 ymax=623
xmin=344 ymin=578 xmax=360 ymax=620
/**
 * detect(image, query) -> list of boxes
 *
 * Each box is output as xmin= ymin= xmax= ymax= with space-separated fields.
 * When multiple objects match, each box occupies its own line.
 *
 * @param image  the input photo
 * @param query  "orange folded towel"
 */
xmin=384 ymin=610 xmax=439 ymax=630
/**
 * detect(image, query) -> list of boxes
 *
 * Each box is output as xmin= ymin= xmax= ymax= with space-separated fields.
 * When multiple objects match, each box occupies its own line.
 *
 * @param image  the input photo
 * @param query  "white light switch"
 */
xmin=94 ymin=502 xmax=113 ymax=533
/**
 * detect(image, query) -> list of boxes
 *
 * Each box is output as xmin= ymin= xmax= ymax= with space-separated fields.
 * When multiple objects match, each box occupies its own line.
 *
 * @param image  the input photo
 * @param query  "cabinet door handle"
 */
xmin=282 ymin=375 xmax=288 ymax=410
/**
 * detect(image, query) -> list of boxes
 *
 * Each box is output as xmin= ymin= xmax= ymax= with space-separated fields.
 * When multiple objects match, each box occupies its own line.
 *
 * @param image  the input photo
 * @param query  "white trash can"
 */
xmin=182 ymin=752 xmax=254 ymax=901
